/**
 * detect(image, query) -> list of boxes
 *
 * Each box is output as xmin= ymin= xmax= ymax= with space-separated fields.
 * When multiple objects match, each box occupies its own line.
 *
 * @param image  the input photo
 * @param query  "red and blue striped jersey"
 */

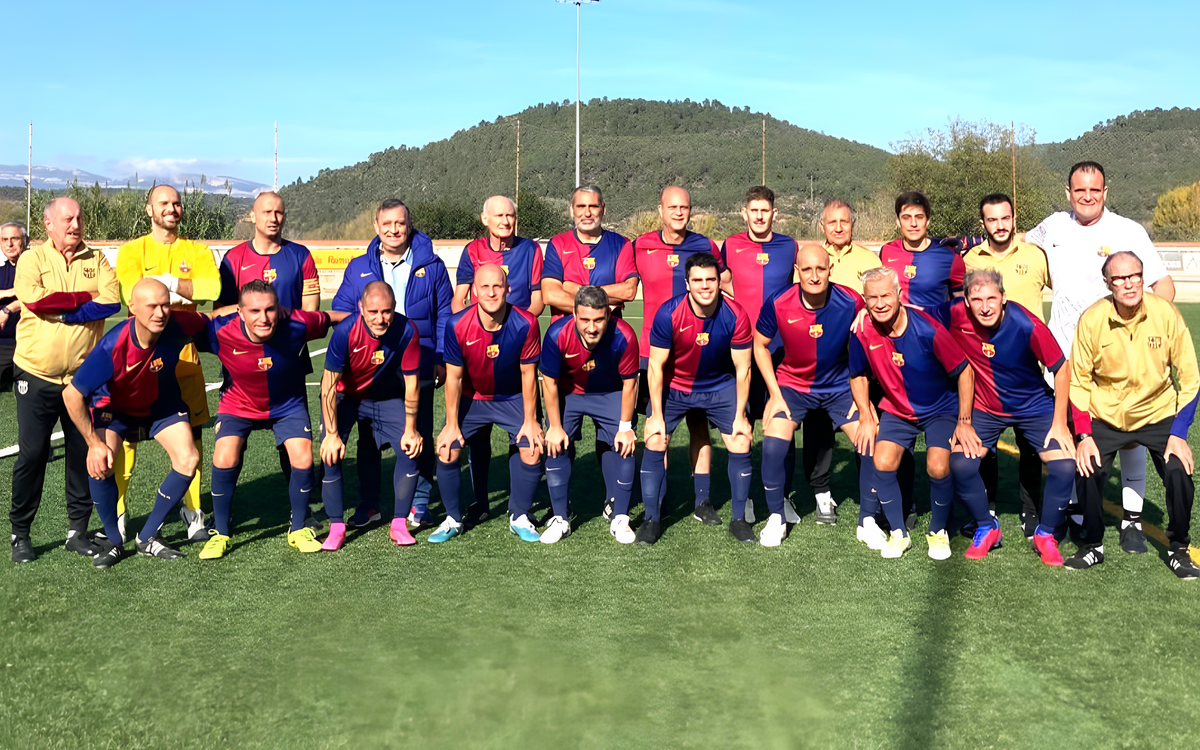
xmin=650 ymin=294 xmax=752 ymax=394
xmin=203 ymin=309 xmax=331 ymax=419
xmin=540 ymin=315 xmax=639 ymax=395
xmin=629 ymin=230 xmax=724 ymax=365
xmin=878 ymin=239 xmax=965 ymax=310
xmin=929 ymin=299 xmax=1063 ymax=419
xmin=71 ymin=311 xmax=208 ymax=416
xmin=757 ymin=284 xmax=863 ymax=395
xmin=849 ymin=307 xmax=967 ymax=422
xmin=443 ymin=304 xmax=540 ymax=402
xmin=542 ymin=229 xmax=635 ymax=317
xmin=456 ymin=236 xmax=543 ymax=312
xmin=324 ymin=313 xmax=422 ymax=402
xmin=217 ymin=240 xmax=319 ymax=308
xmin=720 ymin=231 xmax=797 ymax=335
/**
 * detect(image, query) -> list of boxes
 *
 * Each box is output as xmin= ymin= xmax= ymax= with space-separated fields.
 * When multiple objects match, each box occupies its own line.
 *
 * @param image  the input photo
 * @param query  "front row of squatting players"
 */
xmin=10 ymin=176 xmax=1199 ymax=580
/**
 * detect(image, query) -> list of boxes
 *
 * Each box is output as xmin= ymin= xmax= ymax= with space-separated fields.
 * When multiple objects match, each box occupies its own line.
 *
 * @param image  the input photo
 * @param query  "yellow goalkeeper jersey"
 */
xmin=116 ymin=235 xmax=221 ymax=310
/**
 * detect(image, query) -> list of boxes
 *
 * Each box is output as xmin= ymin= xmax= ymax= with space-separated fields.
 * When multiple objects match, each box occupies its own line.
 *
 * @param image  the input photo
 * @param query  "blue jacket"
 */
xmin=332 ymin=231 xmax=453 ymax=380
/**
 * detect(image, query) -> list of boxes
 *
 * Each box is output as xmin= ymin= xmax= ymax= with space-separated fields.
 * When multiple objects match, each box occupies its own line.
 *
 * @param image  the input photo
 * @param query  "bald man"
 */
xmin=753 ymin=244 xmax=867 ymax=546
xmin=114 ymin=184 xmax=222 ymax=542
xmin=627 ymin=186 xmax=732 ymax=524
xmin=62 ymin=279 xmax=206 ymax=568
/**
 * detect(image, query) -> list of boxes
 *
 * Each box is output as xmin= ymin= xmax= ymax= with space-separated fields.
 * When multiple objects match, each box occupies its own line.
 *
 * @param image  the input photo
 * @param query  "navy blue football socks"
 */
xmin=858 ymin=458 xmax=881 ymax=524
xmin=392 ymin=451 xmax=420 ymax=520
xmin=929 ymin=472 xmax=954 ymax=534
xmin=88 ymin=475 xmax=122 ymax=544
xmin=602 ymin=449 xmax=635 ymax=517
xmin=139 ymin=469 xmax=193 ymax=542
xmin=640 ymin=449 xmax=667 ymax=521
xmin=693 ymin=472 xmax=710 ymax=508
xmin=508 ymin=454 xmax=542 ymax=519
xmin=288 ymin=466 xmax=314 ymax=532
xmin=874 ymin=467 xmax=908 ymax=537
xmin=762 ymin=436 xmax=790 ymax=516
xmin=1042 ymin=458 xmax=1076 ymax=531
xmin=437 ymin=459 xmax=462 ymax=522
xmin=728 ymin=451 xmax=753 ymax=520
xmin=949 ymin=453 xmax=995 ymax=528
xmin=546 ymin=452 xmax=572 ymax=519
xmin=783 ymin=438 xmax=797 ymax=501
xmin=321 ymin=460 xmax=345 ymax=524
xmin=209 ymin=464 xmax=242 ymax=536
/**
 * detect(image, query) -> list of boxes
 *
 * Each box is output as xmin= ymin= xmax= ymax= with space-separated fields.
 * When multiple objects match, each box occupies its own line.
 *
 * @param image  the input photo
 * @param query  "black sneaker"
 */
xmin=1064 ymin=545 xmax=1104 ymax=570
xmin=602 ymin=498 xmax=614 ymax=521
xmin=692 ymin=501 xmax=722 ymax=526
xmin=65 ymin=530 xmax=101 ymax=557
xmin=1168 ymin=549 xmax=1200 ymax=580
xmin=729 ymin=518 xmax=755 ymax=543
xmin=136 ymin=534 xmax=185 ymax=560
xmin=1119 ymin=523 xmax=1147 ymax=554
xmin=634 ymin=520 xmax=660 ymax=546
xmin=1019 ymin=511 xmax=1038 ymax=541
xmin=346 ymin=507 xmax=382 ymax=529
xmin=93 ymin=542 xmax=124 ymax=569
xmin=905 ymin=512 xmax=918 ymax=532
xmin=11 ymin=536 xmax=36 ymax=564
xmin=959 ymin=520 xmax=978 ymax=539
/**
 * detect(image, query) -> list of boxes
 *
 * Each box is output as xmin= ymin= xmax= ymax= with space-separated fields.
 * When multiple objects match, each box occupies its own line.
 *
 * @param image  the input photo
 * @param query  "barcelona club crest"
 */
xmin=486 ymin=344 xmax=500 ymax=358
xmin=809 ymin=324 xmax=823 ymax=338
xmin=263 ymin=268 xmax=278 ymax=283
xmin=696 ymin=332 xmax=710 ymax=346
xmin=666 ymin=254 xmax=680 ymax=268
xmin=179 ymin=260 xmax=191 ymax=275
xmin=1015 ymin=263 xmax=1028 ymax=276
xmin=500 ymin=264 xmax=509 ymax=275
xmin=1148 ymin=336 xmax=1162 ymax=349
xmin=756 ymin=252 xmax=770 ymax=266
xmin=903 ymin=265 xmax=917 ymax=279
xmin=149 ymin=357 xmax=164 ymax=372
xmin=583 ymin=257 xmax=596 ymax=270
xmin=83 ymin=267 xmax=96 ymax=279
xmin=415 ymin=267 xmax=426 ymax=278
xmin=1097 ymin=246 xmax=1111 ymax=257
xmin=982 ymin=343 xmax=996 ymax=358
xmin=581 ymin=359 xmax=596 ymax=372
xmin=257 ymin=357 xmax=272 ymax=371
xmin=891 ymin=351 xmax=905 ymax=367
xmin=371 ymin=350 xmax=385 ymax=365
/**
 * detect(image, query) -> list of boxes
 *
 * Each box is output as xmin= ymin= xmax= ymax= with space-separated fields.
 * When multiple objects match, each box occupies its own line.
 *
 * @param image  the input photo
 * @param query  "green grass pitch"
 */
xmin=2 ymin=301 xmax=1199 ymax=749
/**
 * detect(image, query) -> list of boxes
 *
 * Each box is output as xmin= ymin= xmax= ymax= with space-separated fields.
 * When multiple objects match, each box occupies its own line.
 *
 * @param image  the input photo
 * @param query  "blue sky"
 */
xmin=4 ymin=0 xmax=1197 ymax=187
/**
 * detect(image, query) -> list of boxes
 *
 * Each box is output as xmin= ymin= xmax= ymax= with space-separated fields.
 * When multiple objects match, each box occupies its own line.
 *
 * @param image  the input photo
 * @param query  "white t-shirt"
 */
xmin=1026 ymin=208 xmax=1168 ymax=357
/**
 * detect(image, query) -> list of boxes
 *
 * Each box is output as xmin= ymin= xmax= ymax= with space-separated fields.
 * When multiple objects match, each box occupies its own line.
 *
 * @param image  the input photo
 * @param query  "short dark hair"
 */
xmin=360 ymin=279 xmax=396 ymax=307
xmin=1068 ymin=161 xmax=1106 ymax=187
xmin=745 ymin=185 xmax=774 ymax=206
xmin=1101 ymin=250 xmax=1143 ymax=280
xmin=574 ymin=285 xmax=609 ymax=311
xmin=239 ymin=279 xmax=278 ymax=305
xmin=684 ymin=252 xmax=720 ymax=279
xmin=979 ymin=193 xmax=1013 ymax=218
xmin=376 ymin=198 xmax=410 ymax=220
xmin=895 ymin=191 xmax=931 ymax=217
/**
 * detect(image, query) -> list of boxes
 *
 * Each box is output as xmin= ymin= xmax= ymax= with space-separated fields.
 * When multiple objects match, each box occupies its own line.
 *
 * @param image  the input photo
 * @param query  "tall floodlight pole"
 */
xmin=274 ymin=120 xmax=278 ymax=192
xmin=557 ymin=0 xmax=599 ymax=188
xmin=27 ymin=122 xmax=32 ymax=229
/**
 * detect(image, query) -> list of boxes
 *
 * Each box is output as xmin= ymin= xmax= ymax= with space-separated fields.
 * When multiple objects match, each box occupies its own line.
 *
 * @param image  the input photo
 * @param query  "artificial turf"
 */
xmin=1 ymin=302 xmax=1198 ymax=749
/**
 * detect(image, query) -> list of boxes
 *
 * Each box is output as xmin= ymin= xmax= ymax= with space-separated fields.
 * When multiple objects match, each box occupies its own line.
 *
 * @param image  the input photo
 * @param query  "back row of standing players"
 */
xmin=17 ymin=161 xmax=1198 ymax=578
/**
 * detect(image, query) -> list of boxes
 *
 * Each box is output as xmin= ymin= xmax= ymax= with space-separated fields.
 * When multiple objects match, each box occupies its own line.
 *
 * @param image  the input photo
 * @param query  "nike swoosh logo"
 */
xmin=177 ymin=412 xmax=188 ymax=418
xmin=547 ymin=467 xmax=563 ymax=471
xmin=125 ymin=364 xmax=138 ymax=371
xmin=240 ymin=265 xmax=255 ymax=270
xmin=561 ymin=251 xmax=574 ymax=255
xmin=360 ymin=272 xmax=372 ymax=277
xmin=232 ymin=349 xmax=247 ymax=355
xmin=303 ymin=426 xmax=311 ymax=433
xmin=565 ymin=353 xmax=580 ymax=358
xmin=617 ymin=480 xmax=632 ymax=486
xmin=679 ymin=325 xmax=692 ymax=332
xmin=787 ymin=318 xmax=803 ymax=324
xmin=870 ymin=344 xmax=884 ymax=350
xmin=406 ymin=472 xmax=419 ymax=478
xmin=300 ymin=488 xmax=311 ymax=493
xmin=466 ymin=339 xmax=481 ymax=345
xmin=353 ymin=346 xmax=366 ymax=353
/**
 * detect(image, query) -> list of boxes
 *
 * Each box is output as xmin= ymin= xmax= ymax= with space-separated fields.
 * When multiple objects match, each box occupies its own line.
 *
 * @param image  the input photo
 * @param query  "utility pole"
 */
xmin=761 ymin=118 xmax=766 ymax=186
xmin=556 ymin=0 xmax=599 ymax=187
xmin=515 ymin=119 xmax=521 ymax=235
xmin=26 ymin=122 xmax=32 ymax=230
xmin=274 ymin=120 xmax=278 ymax=192
xmin=1011 ymin=121 xmax=1017 ymax=216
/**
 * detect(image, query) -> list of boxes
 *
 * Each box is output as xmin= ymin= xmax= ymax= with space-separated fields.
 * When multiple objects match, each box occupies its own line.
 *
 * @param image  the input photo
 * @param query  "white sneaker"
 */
xmin=180 ymin=507 xmax=208 ymax=541
xmin=759 ymin=513 xmax=786 ymax=548
xmin=117 ymin=511 xmax=128 ymax=545
xmin=744 ymin=500 xmax=756 ymax=524
xmin=857 ymin=517 xmax=887 ymax=550
xmin=814 ymin=491 xmax=838 ymax=525
xmin=880 ymin=529 xmax=912 ymax=559
xmin=783 ymin=497 xmax=801 ymax=524
xmin=610 ymin=514 xmax=635 ymax=544
xmin=539 ymin=516 xmax=571 ymax=544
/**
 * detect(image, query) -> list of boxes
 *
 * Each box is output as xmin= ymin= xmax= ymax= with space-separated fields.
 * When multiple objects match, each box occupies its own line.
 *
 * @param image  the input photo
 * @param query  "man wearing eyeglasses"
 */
xmin=1026 ymin=161 xmax=1176 ymax=555
xmin=1067 ymin=251 xmax=1198 ymax=579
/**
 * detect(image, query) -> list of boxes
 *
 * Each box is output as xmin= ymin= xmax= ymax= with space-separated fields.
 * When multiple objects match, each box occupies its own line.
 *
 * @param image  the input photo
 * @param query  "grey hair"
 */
xmin=1101 ymin=250 xmax=1143 ymax=280
xmin=360 ymin=279 xmax=397 ymax=307
xmin=571 ymin=185 xmax=604 ymax=205
xmin=964 ymin=268 xmax=1005 ymax=296
xmin=860 ymin=266 xmax=901 ymax=294
xmin=0 ymin=222 xmax=29 ymax=247
xmin=821 ymin=198 xmax=855 ymax=225
xmin=574 ymin=285 xmax=609 ymax=311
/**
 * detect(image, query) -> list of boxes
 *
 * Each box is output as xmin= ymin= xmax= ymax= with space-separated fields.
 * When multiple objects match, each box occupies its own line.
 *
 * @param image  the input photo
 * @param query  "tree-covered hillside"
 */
xmin=280 ymin=99 xmax=889 ymax=238
xmin=1036 ymin=107 xmax=1200 ymax=222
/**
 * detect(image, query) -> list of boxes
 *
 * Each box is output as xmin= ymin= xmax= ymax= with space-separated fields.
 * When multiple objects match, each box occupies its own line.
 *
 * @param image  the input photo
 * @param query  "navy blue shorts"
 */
xmin=971 ymin=409 xmax=1061 ymax=453
xmin=456 ymin=398 xmax=531 ymax=448
xmin=214 ymin=410 xmax=313 ymax=446
xmin=876 ymin=411 xmax=956 ymax=453
xmin=650 ymin=382 xmax=739 ymax=436
xmin=324 ymin=395 xmax=409 ymax=452
xmin=768 ymin=387 xmax=857 ymax=430
xmin=93 ymin=402 xmax=190 ymax=441
xmin=562 ymin=391 xmax=623 ymax=445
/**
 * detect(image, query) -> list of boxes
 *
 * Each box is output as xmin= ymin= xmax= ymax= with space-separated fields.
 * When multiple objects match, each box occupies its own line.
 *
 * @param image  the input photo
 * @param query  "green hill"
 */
xmin=1036 ymin=107 xmax=1200 ymax=222
xmin=279 ymin=99 xmax=889 ymax=238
